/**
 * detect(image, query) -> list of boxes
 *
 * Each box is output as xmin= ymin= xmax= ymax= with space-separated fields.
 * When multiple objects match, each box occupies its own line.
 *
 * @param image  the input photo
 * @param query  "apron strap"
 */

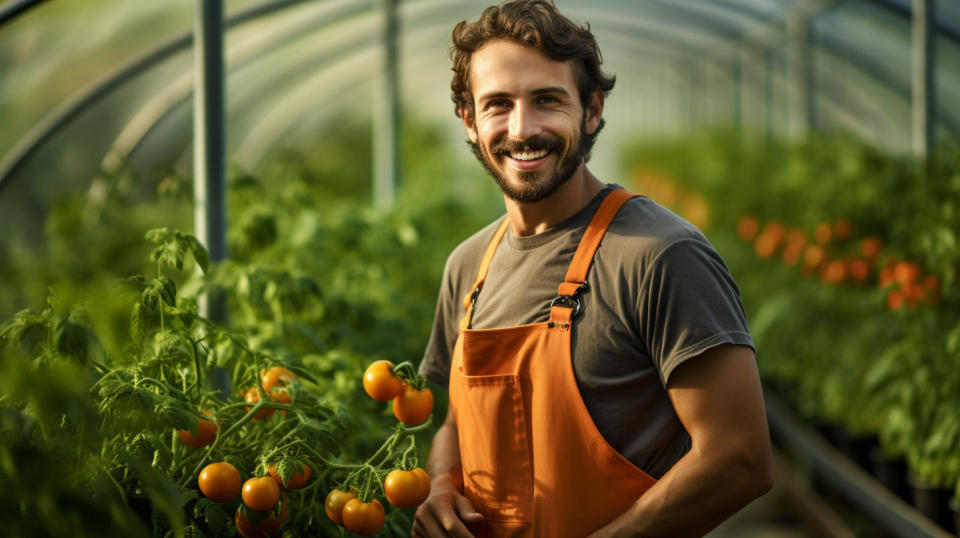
xmin=459 ymin=217 xmax=511 ymax=330
xmin=550 ymin=189 xmax=640 ymax=322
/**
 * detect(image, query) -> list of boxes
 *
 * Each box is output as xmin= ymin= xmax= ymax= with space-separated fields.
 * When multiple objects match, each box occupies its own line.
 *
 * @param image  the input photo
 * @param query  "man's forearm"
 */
xmin=591 ymin=345 xmax=773 ymax=537
xmin=425 ymin=409 xmax=464 ymax=491
xmin=590 ymin=442 xmax=772 ymax=537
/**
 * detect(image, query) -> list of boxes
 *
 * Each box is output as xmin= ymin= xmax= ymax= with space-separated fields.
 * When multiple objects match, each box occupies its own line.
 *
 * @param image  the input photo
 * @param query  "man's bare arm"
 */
xmin=413 ymin=390 xmax=484 ymax=537
xmin=589 ymin=344 xmax=773 ymax=537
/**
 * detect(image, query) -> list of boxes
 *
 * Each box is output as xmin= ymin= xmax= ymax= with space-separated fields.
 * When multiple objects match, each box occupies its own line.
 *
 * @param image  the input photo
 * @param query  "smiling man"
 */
xmin=414 ymin=2 xmax=773 ymax=537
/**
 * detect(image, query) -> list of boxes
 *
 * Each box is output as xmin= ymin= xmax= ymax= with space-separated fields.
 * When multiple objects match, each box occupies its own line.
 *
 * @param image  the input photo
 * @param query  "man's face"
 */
xmin=462 ymin=39 xmax=602 ymax=203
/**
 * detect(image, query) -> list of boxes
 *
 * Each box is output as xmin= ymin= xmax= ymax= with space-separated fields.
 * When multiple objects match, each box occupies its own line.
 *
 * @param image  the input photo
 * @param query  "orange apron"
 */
xmin=449 ymin=189 xmax=657 ymax=537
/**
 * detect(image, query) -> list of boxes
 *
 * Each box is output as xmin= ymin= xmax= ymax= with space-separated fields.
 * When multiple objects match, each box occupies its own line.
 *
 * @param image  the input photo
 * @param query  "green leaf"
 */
xmin=196 ymin=498 xmax=227 ymax=536
xmin=54 ymin=317 xmax=89 ymax=365
xmin=156 ymin=277 xmax=177 ymax=307
xmin=186 ymin=235 xmax=211 ymax=275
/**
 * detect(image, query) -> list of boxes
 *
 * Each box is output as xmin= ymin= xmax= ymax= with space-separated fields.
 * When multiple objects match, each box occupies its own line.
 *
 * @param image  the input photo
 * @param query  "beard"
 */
xmin=469 ymin=119 xmax=589 ymax=204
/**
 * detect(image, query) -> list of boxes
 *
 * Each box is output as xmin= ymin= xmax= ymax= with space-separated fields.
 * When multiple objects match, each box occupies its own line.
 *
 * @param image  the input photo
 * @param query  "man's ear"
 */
xmin=584 ymin=90 xmax=604 ymax=135
xmin=459 ymin=106 xmax=478 ymax=143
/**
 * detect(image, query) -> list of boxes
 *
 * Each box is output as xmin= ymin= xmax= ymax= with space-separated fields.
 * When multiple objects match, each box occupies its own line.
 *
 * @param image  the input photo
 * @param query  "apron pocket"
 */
xmin=456 ymin=372 xmax=533 ymax=525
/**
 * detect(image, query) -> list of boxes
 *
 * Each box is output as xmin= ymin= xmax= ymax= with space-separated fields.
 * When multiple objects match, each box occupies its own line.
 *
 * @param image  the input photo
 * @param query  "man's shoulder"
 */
xmin=606 ymin=192 xmax=713 ymax=260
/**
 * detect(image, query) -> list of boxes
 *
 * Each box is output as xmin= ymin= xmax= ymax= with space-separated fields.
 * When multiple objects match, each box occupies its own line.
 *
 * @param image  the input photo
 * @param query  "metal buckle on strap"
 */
xmin=549 ymin=295 xmax=581 ymax=317
xmin=470 ymin=285 xmax=481 ymax=305
xmin=549 ymin=282 xmax=586 ymax=317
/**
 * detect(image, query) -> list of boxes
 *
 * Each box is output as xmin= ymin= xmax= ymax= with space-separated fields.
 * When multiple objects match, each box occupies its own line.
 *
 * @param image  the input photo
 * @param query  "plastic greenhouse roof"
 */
xmin=0 ymin=0 xmax=958 ymax=234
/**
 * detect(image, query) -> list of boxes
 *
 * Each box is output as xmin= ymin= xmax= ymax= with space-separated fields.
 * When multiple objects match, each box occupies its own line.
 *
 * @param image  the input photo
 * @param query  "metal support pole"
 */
xmin=765 ymin=48 xmax=774 ymax=144
xmin=912 ymin=0 xmax=935 ymax=159
xmin=194 ymin=0 xmax=227 ymax=322
xmin=373 ymin=0 xmax=399 ymax=209
xmin=788 ymin=13 xmax=813 ymax=138
xmin=733 ymin=54 xmax=742 ymax=131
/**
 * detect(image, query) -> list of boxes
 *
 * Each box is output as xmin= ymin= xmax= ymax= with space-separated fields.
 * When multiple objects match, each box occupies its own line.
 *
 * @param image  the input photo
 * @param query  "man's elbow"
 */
xmin=735 ymin=443 xmax=774 ymax=501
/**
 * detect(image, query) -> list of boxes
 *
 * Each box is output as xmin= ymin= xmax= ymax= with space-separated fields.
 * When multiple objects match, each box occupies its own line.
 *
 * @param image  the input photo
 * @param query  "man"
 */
xmin=414 ymin=1 xmax=772 ymax=536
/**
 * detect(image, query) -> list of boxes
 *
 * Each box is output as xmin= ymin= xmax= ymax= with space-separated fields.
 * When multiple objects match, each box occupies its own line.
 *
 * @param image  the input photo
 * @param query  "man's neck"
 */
xmin=504 ymin=165 xmax=606 ymax=237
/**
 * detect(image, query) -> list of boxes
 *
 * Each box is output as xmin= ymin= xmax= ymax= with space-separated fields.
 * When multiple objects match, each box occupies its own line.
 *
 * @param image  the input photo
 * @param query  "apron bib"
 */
xmin=449 ymin=189 xmax=657 ymax=537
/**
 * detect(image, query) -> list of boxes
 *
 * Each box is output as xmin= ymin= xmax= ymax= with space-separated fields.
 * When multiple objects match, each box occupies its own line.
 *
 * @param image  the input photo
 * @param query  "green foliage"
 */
xmin=0 ymin=118 xmax=500 ymax=535
xmin=623 ymin=131 xmax=960 ymax=491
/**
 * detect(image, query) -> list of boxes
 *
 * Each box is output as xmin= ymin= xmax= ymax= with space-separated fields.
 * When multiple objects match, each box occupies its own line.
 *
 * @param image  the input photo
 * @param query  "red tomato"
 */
xmin=261 ymin=367 xmax=296 ymax=392
xmin=244 ymin=388 xmax=275 ymax=420
xmin=324 ymin=489 xmax=357 ymax=526
xmin=198 ymin=462 xmax=242 ymax=503
xmin=363 ymin=360 xmax=405 ymax=401
xmin=384 ymin=467 xmax=431 ymax=508
xmin=393 ymin=385 xmax=434 ymax=426
xmin=268 ymin=462 xmax=311 ymax=489
xmin=342 ymin=498 xmax=385 ymax=535
xmin=235 ymin=494 xmax=290 ymax=538
xmin=242 ymin=477 xmax=280 ymax=512
xmin=176 ymin=410 xmax=218 ymax=448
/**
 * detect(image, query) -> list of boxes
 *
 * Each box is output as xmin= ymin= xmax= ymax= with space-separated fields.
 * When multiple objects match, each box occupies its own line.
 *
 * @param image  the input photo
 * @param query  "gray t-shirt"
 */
xmin=419 ymin=185 xmax=754 ymax=479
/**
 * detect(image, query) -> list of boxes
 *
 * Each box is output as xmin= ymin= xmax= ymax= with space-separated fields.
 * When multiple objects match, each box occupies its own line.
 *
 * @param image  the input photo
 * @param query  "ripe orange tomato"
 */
xmin=393 ymin=384 xmax=434 ymax=426
xmin=261 ymin=367 xmax=296 ymax=392
xmin=342 ymin=498 xmax=385 ymax=535
xmin=269 ymin=388 xmax=292 ymax=418
xmin=244 ymin=388 xmax=275 ymax=420
xmin=384 ymin=467 xmax=431 ymax=508
xmin=324 ymin=489 xmax=357 ymax=526
xmin=268 ymin=462 xmax=311 ymax=489
xmin=242 ymin=477 xmax=280 ymax=511
xmin=363 ymin=360 xmax=405 ymax=402
xmin=235 ymin=494 xmax=290 ymax=538
xmin=198 ymin=462 xmax=242 ymax=503
xmin=176 ymin=410 xmax=218 ymax=448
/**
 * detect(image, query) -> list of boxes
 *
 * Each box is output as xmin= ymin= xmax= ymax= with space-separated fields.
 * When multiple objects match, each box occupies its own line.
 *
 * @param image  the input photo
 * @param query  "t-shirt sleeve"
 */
xmin=418 ymin=254 xmax=462 ymax=387
xmin=637 ymin=237 xmax=755 ymax=387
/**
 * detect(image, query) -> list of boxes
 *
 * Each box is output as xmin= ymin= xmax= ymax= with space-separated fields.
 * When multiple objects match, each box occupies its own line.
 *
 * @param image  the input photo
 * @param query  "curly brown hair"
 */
xmin=450 ymin=0 xmax=615 ymax=132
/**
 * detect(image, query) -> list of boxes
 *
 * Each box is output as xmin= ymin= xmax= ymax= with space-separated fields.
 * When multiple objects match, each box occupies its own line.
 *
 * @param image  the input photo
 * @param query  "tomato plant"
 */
xmin=0 ymin=125 xmax=488 ymax=536
xmin=384 ymin=467 xmax=431 ymax=508
xmin=199 ymin=462 xmax=242 ymax=503
xmin=268 ymin=462 xmax=311 ymax=489
xmin=393 ymin=384 xmax=434 ymax=426
xmin=176 ymin=410 xmax=218 ymax=448
xmin=244 ymin=387 xmax=276 ymax=420
xmin=242 ymin=477 xmax=281 ymax=511
xmin=261 ymin=366 xmax=295 ymax=392
xmin=342 ymin=498 xmax=385 ymax=535
xmin=363 ymin=360 xmax=405 ymax=402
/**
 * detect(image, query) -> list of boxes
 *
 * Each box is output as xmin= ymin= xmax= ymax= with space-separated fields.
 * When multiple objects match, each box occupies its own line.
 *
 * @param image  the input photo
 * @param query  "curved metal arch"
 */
xmin=112 ymin=0 xmax=718 ymax=174
xmin=0 ymin=0 xmax=48 ymax=26
xmin=0 ymin=0 xmax=317 ymax=192
xmin=99 ymin=0 xmax=373 ymax=176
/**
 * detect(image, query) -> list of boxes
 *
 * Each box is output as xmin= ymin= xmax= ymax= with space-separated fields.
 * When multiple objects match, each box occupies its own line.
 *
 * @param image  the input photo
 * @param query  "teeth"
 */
xmin=510 ymin=149 xmax=548 ymax=161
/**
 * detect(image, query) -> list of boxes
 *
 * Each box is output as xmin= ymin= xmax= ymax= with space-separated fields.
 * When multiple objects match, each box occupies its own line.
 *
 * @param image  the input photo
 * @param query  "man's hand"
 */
xmin=413 ymin=393 xmax=484 ymax=537
xmin=412 ymin=475 xmax=484 ymax=537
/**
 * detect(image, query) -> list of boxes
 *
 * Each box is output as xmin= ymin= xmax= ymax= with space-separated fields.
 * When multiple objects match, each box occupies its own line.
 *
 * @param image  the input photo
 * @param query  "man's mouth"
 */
xmin=508 ymin=149 xmax=550 ymax=161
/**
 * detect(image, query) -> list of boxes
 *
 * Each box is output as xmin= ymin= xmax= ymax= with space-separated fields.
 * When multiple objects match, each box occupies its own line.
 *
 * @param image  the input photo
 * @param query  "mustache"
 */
xmin=491 ymin=135 xmax=563 ymax=155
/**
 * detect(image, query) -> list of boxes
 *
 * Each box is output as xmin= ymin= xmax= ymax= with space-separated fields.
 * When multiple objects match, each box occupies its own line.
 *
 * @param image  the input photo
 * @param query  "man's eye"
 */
xmin=536 ymin=95 xmax=559 ymax=104
xmin=488 ymin=100 xmax=510 ymax=109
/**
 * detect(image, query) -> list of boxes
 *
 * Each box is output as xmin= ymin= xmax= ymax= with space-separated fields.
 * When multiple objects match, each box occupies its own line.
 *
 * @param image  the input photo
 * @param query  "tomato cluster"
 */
xmin=316 ymin=362 xmax=436 ymax=534
xmin=191 ymin=367 xmax=318 ymax=536
xmin=241 ymin=366 xmax=297 ymax=420
xmin=737 ymin=215 xmax=942 ymax=311
xmin=362 ymin=360 xmax=434 ymax=426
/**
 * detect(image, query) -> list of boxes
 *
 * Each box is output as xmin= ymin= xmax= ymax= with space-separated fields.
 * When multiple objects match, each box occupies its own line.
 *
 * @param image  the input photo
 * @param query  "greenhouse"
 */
xmin=1 ymin=0 xmax=958 ymax=536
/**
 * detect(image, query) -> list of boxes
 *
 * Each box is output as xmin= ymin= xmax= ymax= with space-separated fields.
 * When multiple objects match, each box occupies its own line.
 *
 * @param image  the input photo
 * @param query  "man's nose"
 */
xmin=508 ymin=103 xmax=541 ymax=140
